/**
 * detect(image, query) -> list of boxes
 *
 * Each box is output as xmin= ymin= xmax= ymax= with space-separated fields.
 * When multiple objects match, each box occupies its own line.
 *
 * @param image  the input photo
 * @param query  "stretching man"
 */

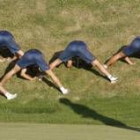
xmin=0 ymin=49 xmax=69 ymax=100
xmin=50 ymin=40 xmax=118 ymax=83
xmin=104 ymin=36 xmax=140 ymax=68
xmin=0 ymin=30 xmax=24 ymax=62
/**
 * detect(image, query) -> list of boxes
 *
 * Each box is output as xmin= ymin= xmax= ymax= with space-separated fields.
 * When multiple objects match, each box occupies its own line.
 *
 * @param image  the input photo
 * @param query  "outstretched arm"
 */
xmin=20 ymin=68 xmax=36 ymax=81
xmin=124 ymin=57 xmax=135 ymax=65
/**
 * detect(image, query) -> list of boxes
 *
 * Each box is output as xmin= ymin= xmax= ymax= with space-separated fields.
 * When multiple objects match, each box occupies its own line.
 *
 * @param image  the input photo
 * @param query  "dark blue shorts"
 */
xmin=59 ymin=41 xmax=96 ymax=63
xmin=0 ymin=30 xmax=20 ymax=54
xmin=122 ymin=37 xmax=140 ymax=56
xmin=17 ymin=49 xmax=50 ymax=71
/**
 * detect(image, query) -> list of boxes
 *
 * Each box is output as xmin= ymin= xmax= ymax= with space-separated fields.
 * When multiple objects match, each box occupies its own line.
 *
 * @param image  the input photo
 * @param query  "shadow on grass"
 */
xmin=0 ymin=59 xmax=18 ymax=80
xmin=59 ymin=98 xmax=140 ymax=132
xmin=41 ymin=77 xmax=60 ymax=92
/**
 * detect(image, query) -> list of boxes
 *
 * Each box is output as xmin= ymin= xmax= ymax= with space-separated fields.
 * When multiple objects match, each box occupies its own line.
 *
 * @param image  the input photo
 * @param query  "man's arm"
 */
xmin=124 ymin=57 xmax=135 ymax=65
xmin=20 ymin=68 xmax=36 ymax=81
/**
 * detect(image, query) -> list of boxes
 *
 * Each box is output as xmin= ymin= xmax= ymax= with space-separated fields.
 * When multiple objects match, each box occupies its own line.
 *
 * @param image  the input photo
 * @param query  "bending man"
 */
xmin=0 ymin=49 xmax=69 ymax=100
xmin=50 ymin=40 xmax=118 ymax=83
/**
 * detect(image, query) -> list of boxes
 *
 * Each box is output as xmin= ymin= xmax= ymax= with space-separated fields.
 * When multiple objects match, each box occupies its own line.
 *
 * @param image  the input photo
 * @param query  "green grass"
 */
xmin=0 ymin=123 xmax=140 ymax=140
xmin=0 ymin=0 xmax=140 ymax=130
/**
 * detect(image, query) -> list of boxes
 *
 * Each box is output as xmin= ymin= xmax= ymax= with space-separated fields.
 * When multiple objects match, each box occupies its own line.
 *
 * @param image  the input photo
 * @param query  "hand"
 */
xmin=30 ymin=77 xmax=37 ymax=81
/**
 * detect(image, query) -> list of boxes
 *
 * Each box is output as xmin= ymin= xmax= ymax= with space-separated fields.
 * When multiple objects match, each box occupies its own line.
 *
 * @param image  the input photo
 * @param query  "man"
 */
xmin=104 ymin=37 xmax=140 ymax=68
xmin=0 ymin=49 xmax=69 ymax=100
xmin=19 ymin=64 xmax=44 ymax=81
xmin=0 ymin=30 xmax=24 ymax=62
xmin=49 ymin=50 xmax=92 ymax=69
xmin=50 ymin=40 xmax=118 ymax=83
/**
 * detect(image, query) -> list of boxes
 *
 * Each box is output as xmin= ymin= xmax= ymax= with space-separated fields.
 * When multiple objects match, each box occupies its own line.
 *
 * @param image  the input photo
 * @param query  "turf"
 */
xmin=0 ymin=123 xmax=140 ymax=140
xmin=0 ymin=0 xmax=140 ymax=129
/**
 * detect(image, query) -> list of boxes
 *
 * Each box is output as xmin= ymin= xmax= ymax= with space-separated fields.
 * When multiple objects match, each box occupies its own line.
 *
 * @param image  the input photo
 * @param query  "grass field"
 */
xmin=0 ymin=1 xmax=140 ymax=138
xmin=0 ymin=123 xmax=140 ymax=140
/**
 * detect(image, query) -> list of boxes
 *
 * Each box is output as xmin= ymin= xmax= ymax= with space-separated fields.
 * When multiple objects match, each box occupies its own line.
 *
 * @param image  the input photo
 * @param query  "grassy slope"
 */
xmin=0 ymin=0 xmax=140 ymax=127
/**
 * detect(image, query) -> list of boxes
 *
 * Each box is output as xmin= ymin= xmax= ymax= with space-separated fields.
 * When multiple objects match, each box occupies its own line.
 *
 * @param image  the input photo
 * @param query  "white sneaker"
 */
xmin=60 ymin=87 xmax=69 ymax=95
xmin=7 ymin=94 xmax=17 ymax=100
xmin=110 ymin=76 xmax=118 ymax=83
xmin=62 ymin=89 xmax=69 ymax=95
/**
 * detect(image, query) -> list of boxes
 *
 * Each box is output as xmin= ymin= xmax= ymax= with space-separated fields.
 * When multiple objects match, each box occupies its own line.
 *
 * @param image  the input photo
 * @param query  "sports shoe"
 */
xmin=7 ymin=93 xmax=17 ymax=100
xmin=60 ymin=87 xmax=69 ymax=95
xmin=109 ymin=76 xmax=118 ymax=83
xmin=62 ymin=89 xmax=69 ymax=95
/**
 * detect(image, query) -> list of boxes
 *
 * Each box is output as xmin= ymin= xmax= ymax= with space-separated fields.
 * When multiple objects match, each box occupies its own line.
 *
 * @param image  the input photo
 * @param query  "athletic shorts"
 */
xmin=122 ymin=37 xmax=140 ymax=56
xmin=0 ymin=30 xmax=20 ymax=54
xmin=17 ymin=49 xmax=50 ymax=71
xmin=59 ymin=40 xmax=96 ymax=64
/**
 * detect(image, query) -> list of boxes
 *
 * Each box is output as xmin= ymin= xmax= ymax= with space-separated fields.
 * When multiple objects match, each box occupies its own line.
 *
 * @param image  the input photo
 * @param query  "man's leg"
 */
xmin=0 ymin=64 xmax=21 ymax=85
xmin=91 ymin=59 xmax=118 ymax=83
xmin=0 ymin=65 xmax=21 ymax=100
xmin=45 ymin=69 xmax=69 ymax=94
xmin=105 ymin=52 xmax=126 ymax=68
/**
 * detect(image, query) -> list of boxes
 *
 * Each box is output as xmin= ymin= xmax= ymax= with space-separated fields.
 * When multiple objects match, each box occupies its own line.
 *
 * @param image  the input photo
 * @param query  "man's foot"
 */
xmin=60 ymin=87 xmax=69 ymax=95
xmin=7 ymin=93 xmax=17 ymax=100
xmin=110 ymin=76 xmax=118 ymax=83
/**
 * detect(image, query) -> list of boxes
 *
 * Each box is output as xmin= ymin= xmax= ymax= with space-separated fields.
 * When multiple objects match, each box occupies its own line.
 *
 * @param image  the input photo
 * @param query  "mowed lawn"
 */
xmin=0 ymin=0 xmax=140 ymax=136
xmin=0 ymin=123 xmax=140 ymax=140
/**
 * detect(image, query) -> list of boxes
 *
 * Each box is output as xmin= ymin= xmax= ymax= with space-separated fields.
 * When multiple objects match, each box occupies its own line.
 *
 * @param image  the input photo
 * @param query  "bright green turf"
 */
xmin=0 ymin=0 xmax=140 ymax=129
xmin=0 ymin=123 xmax=140 ymax=140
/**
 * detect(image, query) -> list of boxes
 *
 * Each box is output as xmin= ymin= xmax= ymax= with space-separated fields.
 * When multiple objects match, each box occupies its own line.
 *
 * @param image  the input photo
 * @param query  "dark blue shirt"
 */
xmin=17 ymin=49 xmax=50 ymax=71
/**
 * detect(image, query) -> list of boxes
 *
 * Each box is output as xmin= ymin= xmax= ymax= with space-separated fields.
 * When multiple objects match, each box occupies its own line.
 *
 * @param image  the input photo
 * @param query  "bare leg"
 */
xmin=105 ymin=52 xmax=126 ymax=67
xmin=45 ymin=69 xmax=69 ymax=94
xmin=91 ymin=59 xmax=118 ymax=83
xmin=124 ymin=57 xmax=135 ymax=65
xmin=49 ymin=59 xmax=62 ymax=70
xmin=0 ymin=65 xmax=21 ymax=99
xmin=0 ymin=65 xmax=21 ymax=86
xmin=91 ymin=59 xmax=111 ymax=77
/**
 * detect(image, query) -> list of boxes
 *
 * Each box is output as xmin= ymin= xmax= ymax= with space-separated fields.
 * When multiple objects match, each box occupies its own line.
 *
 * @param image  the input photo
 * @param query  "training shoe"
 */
xmin=109 ymin=76 xmax=118 ymax=83
xmin=62 ymin=89 xmax=69 ymax=95
xmin=7 ymin=93 xmax=17 ymax=100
